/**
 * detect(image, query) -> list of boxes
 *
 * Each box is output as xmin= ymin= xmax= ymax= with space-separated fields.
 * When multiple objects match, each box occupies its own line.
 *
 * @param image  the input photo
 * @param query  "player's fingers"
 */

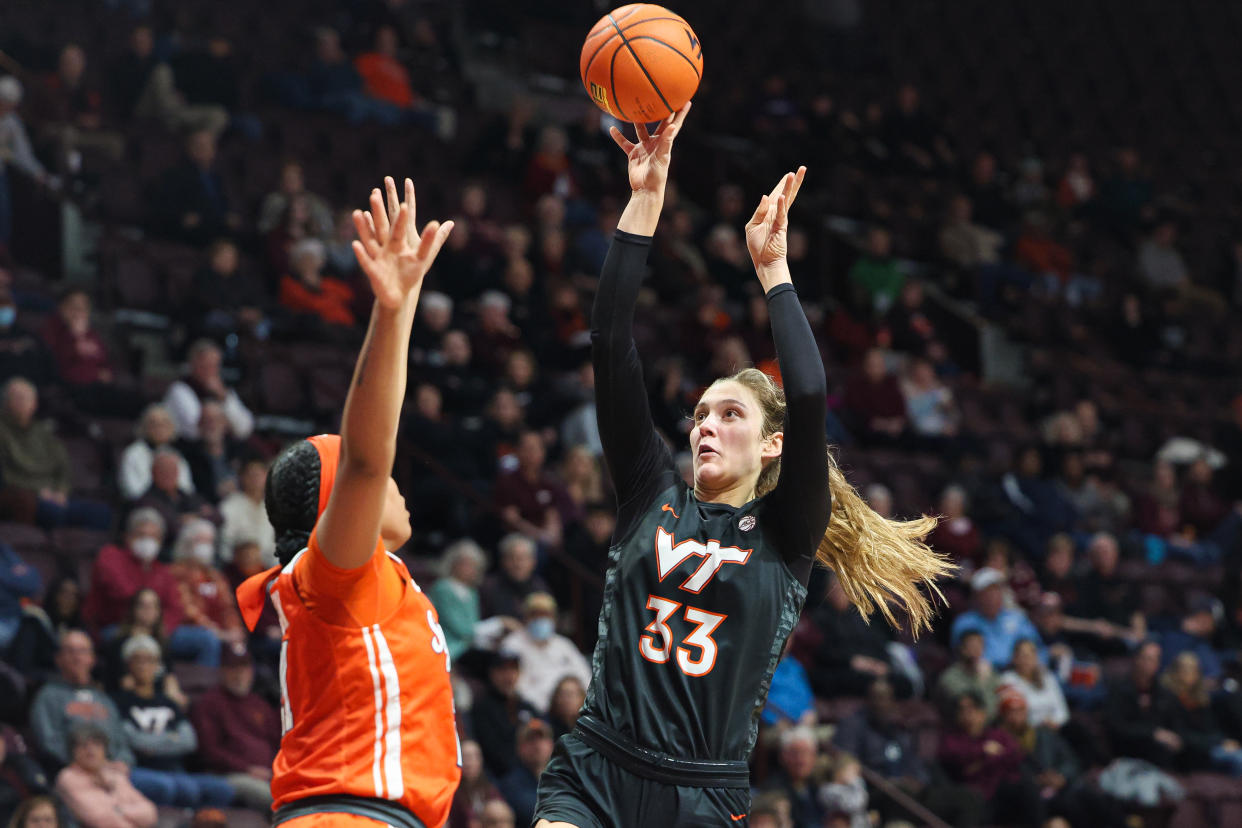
xmin=788 ymin=165 xmax=807 ymax=206
xmin=609 ymin=126 xmax=636 ymax=154
xmin=369 ymin=188 xmax=390 ymax=244
xmin=390 ymin=204 xmax=410 ymax=251
xmin=404 ymin=178 xmax=417 ymax=242
xmin=384 ymin=176 xmax=400 ymax=225
xmin=636 ymin=120 xmax=652 ymax=144
xmin=672 ymin=100 xmax=692 ymax=130
xmin=426 ymin=219 xmax=455 ymax=260
xmin=774 ymin=193 xmax=789 ymax=229
xmin=351 ymin=209 xmax=375 ymax=248
xmin=416 ymin=219 xmax=442 ymax=260
xmin=353 ymin=240 xmax=381 ymax=280
xmin=767 ymin=172 xmax=790 ymax=205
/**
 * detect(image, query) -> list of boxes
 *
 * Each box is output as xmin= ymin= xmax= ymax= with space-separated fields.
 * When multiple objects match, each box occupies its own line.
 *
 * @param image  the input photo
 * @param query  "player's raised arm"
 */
xmin=744 ymin=168 xmax=830 ymax=565
xmin=315 ymin=177 xmax=453 ymax=569
xmin=591 ymin=104 xmax=690 ymax=504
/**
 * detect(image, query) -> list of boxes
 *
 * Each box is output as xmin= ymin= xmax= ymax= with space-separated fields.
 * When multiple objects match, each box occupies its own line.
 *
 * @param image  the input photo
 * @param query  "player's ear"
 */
xmin=761 ymin=431 xmax=784 ymax=461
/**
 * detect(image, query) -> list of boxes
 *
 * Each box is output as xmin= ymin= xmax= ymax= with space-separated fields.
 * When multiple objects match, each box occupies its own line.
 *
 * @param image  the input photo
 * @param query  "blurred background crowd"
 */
xmin=2 ymin=0 xmax=1242 ymax=826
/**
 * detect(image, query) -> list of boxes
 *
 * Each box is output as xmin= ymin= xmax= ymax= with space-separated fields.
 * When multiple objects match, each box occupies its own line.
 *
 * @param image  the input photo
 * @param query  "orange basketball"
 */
xmin=580 ymin=4 xmax=703 ymax=123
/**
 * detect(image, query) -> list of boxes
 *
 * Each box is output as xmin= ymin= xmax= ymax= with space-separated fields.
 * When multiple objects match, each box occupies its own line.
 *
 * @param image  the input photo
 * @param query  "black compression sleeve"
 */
xmin=763 ymin=283 xmax=830 ymax=577
xmin=592 ymin=231 xmax=676 ymax=534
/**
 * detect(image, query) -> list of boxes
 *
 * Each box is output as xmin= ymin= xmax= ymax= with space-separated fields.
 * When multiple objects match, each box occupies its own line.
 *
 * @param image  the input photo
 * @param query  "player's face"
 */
xmin=379 ymin=477 xmax=411 ymax=550
xmin=690 ymin=381 xmax=779 ymax=495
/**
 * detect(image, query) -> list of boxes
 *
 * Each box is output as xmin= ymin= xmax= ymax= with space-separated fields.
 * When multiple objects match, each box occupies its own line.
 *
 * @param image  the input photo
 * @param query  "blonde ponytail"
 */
xmin=725 ymin=368 xmax=954 ymax=636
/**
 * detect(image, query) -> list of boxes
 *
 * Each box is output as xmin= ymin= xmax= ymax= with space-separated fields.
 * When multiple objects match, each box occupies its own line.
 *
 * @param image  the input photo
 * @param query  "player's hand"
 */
xmin=352 ymin=176 xmax=454 ymax=310
xmin=609 ymin=102 xmax=691 ymax=196
xmin=745 ymin=166 xmax=806 ymax=272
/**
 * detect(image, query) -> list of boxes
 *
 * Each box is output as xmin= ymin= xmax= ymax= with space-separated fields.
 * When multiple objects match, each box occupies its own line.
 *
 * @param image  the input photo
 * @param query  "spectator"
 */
xmin=1104 ymin=640 xmax=1185 ymax=767
xmin=1 ymin=725 xmax=53 ymax=825
xmin=747 ymin=792 xmax=791 ymax=828
xmin=835 ymin=678 xmax=983 ymax=827
xmin=0 ymin=76 xmax=51 ymax=247
xmin=1159 ymin=594 xmax=1225 ymax=683
xmin=1160 ymin=651 xmax=1242 ymax=775
xmin=1179 ymin=456 xmax=1228 ymax=537
xmin=1137 ymin=221 xmax=1223 ymax=317
xmin=427 ymin=539 xmax=486 ymax=661
xmin=54 ymin=725 xmax=156 ymax=828
xmin=9 ymin=576 xmax=81 ymax=684
xmin=99 ymin=589 xmax=177 ymax=695
xmin=472 ymin=291 xmax=523 ymax=378
xmin=190 ymin=641 xmax=278 ymax=811
xmin=479 ymin=534 xmax=550 ymax=621
xmin=168 ymin=519 xmax=241 ymax=647
xmin=189 ymin=240 xmax=269 ymax=342
xmin=938 ymin=691 xmax=1042 ymax=828
xmin=939 ymin=194 xmax=1004 ymax=270
xmin=495 ymin=718 xmax=553 ymax=828
xmin=848 ymin=226 xmax=905 ymax=313
xmin=163 ymin=340 xmax=254 ymax=440
xmin=1070 ymin=532 xmax=1145 ymax=647
xmin=132 ymin=450 xmax=215 ymax=533
xmin=471 ymin=649 xmax=540 ymax=779
xmin=0 ymin=377 xmax=111 ymax=529
xmin=217 ymin=458 xmax=275 ymax=568
xmin=761 ymin=727 xmax=822 ymax=828
xmin=862 ymin=483 xmax=894 ymax=518
xmin=151 ymin=130 xmax=238 ymax=245
xmin=950 ymin=567 xmax=1046 ymax=670
xmin=118 ymin=405 xmax=194 ymax=501
xmin=0 ymin=540 xmax=40 ymax=653
xmin=559 ymin=445 xmax=605 ymax=517
xmin=494 ymin=431 xmax=575 ymax=547
xmin=806 ymin=573 xmax=913 ymax=698
xmin=0 ymin=286 xmax=54 ymax=387
xmin=927 ymin=485 xmax=982 ymax=565
xmin=900 ymin=357 xmax=958 ymax=441
xmin=5 ymin=794 xmax=61 ymax=828
xmin=177 ymin=400 xmax=242 ymax=504
xmin=1134 ymin=459 xmax=1182 ymax=538
xmin=448 ymin=740 xmax=501 ymax=828
xmin=29 ymin=630 xmax=133 ymax=769
xmin=479 ymin=799 xmax=515 ymax=828
xmin=1056 ymin=153 xmax=1095 ymax=209
xmin=999 ymin=445 xmax=1078 ymax=553
xmin=523 ymin=126 xmax=576 ymax=201
xmin=257 ymin=159 xmax=333 ymax=237
xmin=999 ymin=638 xmax=1070 ymax=729
xmin=111 ymin=634 xmax=234 ymax=808
xmin=278 ymin=238 xmax=356 ymax=329
xmin=935 ymin=629 xmax=1001 ymax=720
xmin=816 ymin=753 xmax=869 ymax=828
xmin=885 ymin=279 xmax=941 ymax=354
xmin=39 ymin=289 xmax=138 ymax=417
xmin=996 ymin=688 xmax=1115 ymax=827
xmin=499 ymin=592 xmax=591 ymax=714
xmin=84 ymin=508 xmax=217 ymax=668
xmin=842 ymin=348 xmax=907 ymax=445
xmin=547 ymin=676 xmax=586 ymax=740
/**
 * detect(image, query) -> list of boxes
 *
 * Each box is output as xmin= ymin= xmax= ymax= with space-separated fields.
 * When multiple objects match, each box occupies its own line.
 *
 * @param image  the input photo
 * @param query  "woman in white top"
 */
xmin=218 ymin=458 xmax=276 ymax=566
xmin=118 ymin=404 xmax=194 ymax=500
xmin=999 ymin=637 xmax=1069 ymax=729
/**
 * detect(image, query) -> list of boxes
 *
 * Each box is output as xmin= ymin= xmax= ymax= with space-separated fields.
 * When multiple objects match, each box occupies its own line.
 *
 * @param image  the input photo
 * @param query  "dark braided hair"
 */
xmin=266 ymin=439 xmax=324 ymax=566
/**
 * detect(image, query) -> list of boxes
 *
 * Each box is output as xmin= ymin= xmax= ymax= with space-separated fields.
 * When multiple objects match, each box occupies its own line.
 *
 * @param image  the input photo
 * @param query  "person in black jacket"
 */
xmin=807 ymin=572 xmax=913 ymax=698
xmin=470 ymin=649 xmax=540 ymax=780
xmin=1104 ymin=640 xmax=1185 ymax=767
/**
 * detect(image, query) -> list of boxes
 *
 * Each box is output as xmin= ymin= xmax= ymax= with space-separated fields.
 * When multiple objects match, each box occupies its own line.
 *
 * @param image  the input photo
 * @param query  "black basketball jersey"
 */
xmin=582 ymin=231 xmax=829 ymax=765
xmin=582 ymin=480 xmax=806 ymax=761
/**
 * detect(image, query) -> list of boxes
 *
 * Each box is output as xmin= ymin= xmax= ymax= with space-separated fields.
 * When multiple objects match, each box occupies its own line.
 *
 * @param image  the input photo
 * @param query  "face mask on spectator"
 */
xmin=192 ymin=543 xmax=215 ymax=566
xmin=0 ymin=306 xmax=14 ymax=328
xmin=528 ymin=617 xmax=554 ymax=642
xmin=131 ymin=537 xmax=160 ymax=562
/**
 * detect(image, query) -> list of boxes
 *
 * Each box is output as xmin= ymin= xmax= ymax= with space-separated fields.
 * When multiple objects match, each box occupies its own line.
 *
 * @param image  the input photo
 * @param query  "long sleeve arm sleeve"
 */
xmin=763 ymin=283 xmax=830 ymax=571
xmin=591 ymin=231 xmax=675 ymax=531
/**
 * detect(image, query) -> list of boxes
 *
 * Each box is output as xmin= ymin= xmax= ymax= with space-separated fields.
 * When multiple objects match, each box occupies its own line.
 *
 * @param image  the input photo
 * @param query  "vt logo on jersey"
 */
xmin=654 ymin=527 xmax=751 ymax=593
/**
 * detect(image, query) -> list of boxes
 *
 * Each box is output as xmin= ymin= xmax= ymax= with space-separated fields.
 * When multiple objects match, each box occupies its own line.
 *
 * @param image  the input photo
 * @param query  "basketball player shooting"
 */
xmin=531 ymin=104 xmax=953 ymax=828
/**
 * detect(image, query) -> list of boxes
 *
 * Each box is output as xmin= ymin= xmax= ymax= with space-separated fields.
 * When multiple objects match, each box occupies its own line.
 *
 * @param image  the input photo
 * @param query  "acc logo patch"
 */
xmin=738 ymin=515 xmax=756 ymax=532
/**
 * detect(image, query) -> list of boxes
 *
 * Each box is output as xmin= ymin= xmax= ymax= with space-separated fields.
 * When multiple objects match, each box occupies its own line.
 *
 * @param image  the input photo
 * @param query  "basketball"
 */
xmin=580 ymin=4 xmax=703 ymax=123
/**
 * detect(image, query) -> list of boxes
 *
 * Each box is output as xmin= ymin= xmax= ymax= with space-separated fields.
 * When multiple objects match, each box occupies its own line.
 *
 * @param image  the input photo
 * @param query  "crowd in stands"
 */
xmin=2 ymin=1 xmax=1242 ymax=826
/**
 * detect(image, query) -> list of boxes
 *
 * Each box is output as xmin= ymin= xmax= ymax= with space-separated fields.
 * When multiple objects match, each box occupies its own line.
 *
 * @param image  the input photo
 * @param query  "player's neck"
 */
xmin=693 ymin=479 xmax=756 ymax=509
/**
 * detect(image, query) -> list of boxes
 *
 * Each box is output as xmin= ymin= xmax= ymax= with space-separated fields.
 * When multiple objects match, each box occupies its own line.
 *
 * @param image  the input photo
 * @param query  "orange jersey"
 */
xmin=242 ymin=537 xmax=461 ymax=827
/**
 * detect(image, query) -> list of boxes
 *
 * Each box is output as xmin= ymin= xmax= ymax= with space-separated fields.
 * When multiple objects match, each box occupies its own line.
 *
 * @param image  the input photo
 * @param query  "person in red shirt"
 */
xmin=191 ymin=642 xmax=281 ymax=810
xmin=236 ymin=177 xmax=460 ymax=827
xmin=938 ymin=690 xmax=1043 ymax=827
xmin=279 ymin=238 xmax=357 ymax=329
xmin=39 ymin=288 xmax=140 ymax=416
xmin=354 ymin=25 xmax=417 ymax=108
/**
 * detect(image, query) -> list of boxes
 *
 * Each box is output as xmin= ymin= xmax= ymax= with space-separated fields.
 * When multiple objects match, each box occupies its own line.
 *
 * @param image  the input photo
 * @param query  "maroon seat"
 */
xmin=0 ymin=521 xmax=49 ymax=556
xmin=49 ymin=528 xmax=111 ymax=564
xmin=256 ymin=360 xmax=307 ymax=416
xmin=112 ymin=256 xmax=163 ymax=311
xmin=60 ymin=436 xmax=108 ymax=498
xmin=172 ymin=662 xmax=220 ymax=697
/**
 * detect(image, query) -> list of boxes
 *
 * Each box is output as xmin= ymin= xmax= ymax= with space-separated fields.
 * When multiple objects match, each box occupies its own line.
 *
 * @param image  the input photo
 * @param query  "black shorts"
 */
xmin=533 ymin=717 xmax=752 ymax=828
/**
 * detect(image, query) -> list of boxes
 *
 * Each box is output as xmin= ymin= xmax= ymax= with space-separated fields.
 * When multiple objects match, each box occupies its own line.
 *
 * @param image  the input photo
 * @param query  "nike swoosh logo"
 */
xmin=661 ymin=503 xmax=680 ymax=519
xmin=730 ymin=815 xmax=747 ymax=822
